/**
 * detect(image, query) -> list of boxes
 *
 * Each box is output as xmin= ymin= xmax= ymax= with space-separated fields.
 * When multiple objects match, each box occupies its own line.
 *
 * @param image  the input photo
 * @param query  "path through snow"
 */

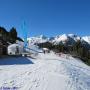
xmin=0 ymin=53 xmax=90 ymax=90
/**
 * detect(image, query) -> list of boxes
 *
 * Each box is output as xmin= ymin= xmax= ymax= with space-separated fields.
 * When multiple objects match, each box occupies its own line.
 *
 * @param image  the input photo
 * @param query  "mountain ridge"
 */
xmin=27 ymin=34 xmax=90 ymax=45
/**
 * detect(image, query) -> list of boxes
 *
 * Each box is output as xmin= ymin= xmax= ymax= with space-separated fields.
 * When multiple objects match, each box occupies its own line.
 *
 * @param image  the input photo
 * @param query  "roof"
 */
xmin=43 ymin=48 xmax=49 ymax=50
xmin=8 ymin=44 xmax=22 ymax=48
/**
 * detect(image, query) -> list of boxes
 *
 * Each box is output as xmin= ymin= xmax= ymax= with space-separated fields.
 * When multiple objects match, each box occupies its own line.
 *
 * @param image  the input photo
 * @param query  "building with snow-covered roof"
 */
xmin=42 ymin=48 xmax=50 ymax=53
xmin=8 ymin=44 xmax=24 ymax=55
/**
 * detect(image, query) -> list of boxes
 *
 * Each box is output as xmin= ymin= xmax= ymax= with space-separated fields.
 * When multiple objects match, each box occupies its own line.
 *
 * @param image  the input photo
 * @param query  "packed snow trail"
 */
xmin=0 ymin=52 xmax=90 ymax=90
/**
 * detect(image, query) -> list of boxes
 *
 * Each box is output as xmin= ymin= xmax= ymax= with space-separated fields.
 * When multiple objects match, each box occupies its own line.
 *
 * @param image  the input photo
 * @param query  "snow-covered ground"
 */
xmin=0 ymin=52 xmax=90 ymax=90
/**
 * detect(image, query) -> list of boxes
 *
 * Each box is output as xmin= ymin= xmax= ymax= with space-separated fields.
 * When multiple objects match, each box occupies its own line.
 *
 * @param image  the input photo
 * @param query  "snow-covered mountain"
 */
xmin=27 ymin=35 xmax=49 ymax=46
xmin=82 ymin=36 xmax=90 ymax=44
xmin=52 ymin=34 xmax=81 ymax=45
xmin=27 ymin=34 xmax=90 ymax=46
xmin=1 ymin=34 xmax=90 ymax=90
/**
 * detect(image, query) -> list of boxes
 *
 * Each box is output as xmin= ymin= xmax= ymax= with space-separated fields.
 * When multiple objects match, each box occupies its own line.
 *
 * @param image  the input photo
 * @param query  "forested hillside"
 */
xmin=0 ymin=26 xmax=23 ymax=43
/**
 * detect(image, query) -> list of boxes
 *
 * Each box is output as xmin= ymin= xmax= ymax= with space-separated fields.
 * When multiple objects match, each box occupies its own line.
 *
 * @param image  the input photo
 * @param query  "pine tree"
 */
xmin=9 ymin=27 xmax=17 ymax=43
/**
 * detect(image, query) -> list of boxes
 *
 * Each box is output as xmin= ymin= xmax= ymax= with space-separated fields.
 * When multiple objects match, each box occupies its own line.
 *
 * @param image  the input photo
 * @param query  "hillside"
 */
xmin=27 ymin=34 xmax=90 ymax=65
xmin=27 ymin=34 xmax=90 ymax=45
xmin=0 ymin=52 xmax=90 ymax=90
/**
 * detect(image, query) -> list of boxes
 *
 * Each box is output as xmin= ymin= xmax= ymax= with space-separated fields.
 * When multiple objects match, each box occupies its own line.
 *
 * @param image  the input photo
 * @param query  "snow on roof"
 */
xmin=8 ymin=44 xmax=20 ymax=48
xmin=43 ymin=48 xmax=49 ymax=50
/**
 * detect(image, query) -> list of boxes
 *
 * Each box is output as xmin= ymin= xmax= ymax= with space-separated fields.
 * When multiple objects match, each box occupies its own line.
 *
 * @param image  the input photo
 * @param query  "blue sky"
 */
xmin=0 ymin=0 xmax=90 ymax=37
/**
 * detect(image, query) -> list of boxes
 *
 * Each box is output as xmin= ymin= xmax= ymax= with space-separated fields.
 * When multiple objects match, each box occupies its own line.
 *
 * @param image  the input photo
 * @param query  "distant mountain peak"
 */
xmin=82 ymin=36 xmax=90 ymax=44
xmin=27 ymin=34 xmax=90 ymax=46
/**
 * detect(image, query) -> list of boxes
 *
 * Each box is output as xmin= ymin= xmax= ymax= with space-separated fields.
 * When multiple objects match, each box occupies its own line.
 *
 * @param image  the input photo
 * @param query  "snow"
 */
xmin=55 ymin=34 xmax=68 ymax=43
xmin=27 ymin=35 xmax=49 ymax=45
xmin=68 ymin=34 xmax=81 ymax=41
xmin=82 ymin=36 xmax=90 ymax=44
xmin=27 ymin=34 xmax=81 ymax=45
xmin=0 ymin=52 xmax=90 ymax=90
xmin=8 ymin=44 xmax=24 ymax=55
xmin=16 ymin=40 xmax=24 ymax=46
xmin=53 ymin=34 xmax=80 ymax=44
xmin=24 ymin=44 xmax=43 ymax=55
xmin=42 ymin=48 xmax=49 ymax=50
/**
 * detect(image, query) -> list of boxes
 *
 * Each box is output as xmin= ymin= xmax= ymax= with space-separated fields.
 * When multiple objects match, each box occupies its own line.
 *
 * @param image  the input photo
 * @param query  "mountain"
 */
xmin=82 ymin=36 xmax=90 ymax=44
xmin=52 ymin=34 xmax=81 ymax=45
xmin=27 ymin=34 xmax=90 ymax=46
xmin=27 ymin=35 xmax=49 ymax=46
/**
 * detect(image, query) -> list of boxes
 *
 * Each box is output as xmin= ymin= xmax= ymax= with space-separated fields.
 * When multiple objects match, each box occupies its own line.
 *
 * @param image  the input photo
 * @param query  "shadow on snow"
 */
xmin=0 ymin=57 xmax=34 ymax=65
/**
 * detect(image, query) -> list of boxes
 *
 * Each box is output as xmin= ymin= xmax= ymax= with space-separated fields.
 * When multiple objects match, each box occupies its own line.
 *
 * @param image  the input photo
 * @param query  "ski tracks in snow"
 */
xmin=38 ymin=53 xmax=90 ymax=90
xmin=0 ymin=53 xmax=90 ymax=90
xmin=62 ymin=62 xmax=90 ymax=90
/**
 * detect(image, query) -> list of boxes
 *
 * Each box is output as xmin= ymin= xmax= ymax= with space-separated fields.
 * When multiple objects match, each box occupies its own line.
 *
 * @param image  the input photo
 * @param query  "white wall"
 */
xmin=8 ymin=44 xmax=24 ymax=55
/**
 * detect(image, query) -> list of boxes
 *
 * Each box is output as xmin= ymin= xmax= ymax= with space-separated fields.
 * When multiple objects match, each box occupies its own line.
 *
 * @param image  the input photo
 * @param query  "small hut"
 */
xmin=42 ymin=48 xmax=50 ymax=54
xmin=8 ymin=44 xmax=24 ymax=55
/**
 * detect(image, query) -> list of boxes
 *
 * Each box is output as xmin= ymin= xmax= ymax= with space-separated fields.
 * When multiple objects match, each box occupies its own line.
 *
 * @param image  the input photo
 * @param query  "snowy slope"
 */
xmin=27 ymin=35 xmax=49 ymax=45
xmin=0 ymin=52 xmax=90 ymax=90
xmin=53 ymin=34 xmax=68 ymax=44
xmin=27 ymin=34 xmax=82 ymax=45
xmin=8 ymin=43 xmax=24 ymax=55
xmin=26 ymin=34 xmax=90 ymax=46
xmin=25 ymin=44 xmax=43 ymax=54
xmin=82 ymin=36 xmax=90 ymax=44
xmin=68 ymin=34 xmax=81 ymax=41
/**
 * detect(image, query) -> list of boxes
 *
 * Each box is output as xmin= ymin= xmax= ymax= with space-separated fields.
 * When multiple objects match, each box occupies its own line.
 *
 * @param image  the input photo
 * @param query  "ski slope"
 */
xmin=0 ymin=52 xmax=90 ymax=90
